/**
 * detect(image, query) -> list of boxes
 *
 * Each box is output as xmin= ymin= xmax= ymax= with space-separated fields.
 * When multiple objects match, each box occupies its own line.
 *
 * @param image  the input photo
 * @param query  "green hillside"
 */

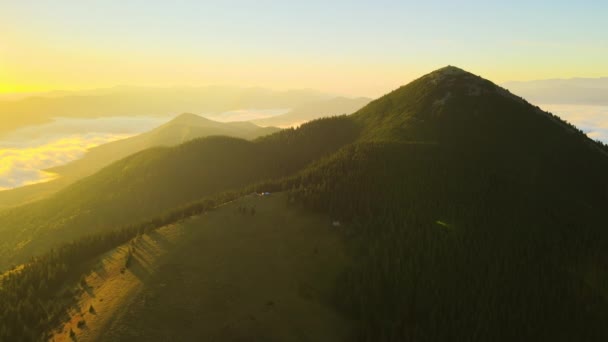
xmin=47 ymin=113 xmax=280 ymax=180
xmin=0 ymin=114 xmax=278 ymax=210
xmin=2 ymin=66 xmax=608 ymax=341
xmin=0 ymin=116 xmax=358 ymax=269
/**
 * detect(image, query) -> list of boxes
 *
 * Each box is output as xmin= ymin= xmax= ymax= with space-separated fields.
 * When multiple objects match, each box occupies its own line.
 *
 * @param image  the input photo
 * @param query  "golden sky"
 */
xmin=1 ymin=1 xmax=607 ymax=97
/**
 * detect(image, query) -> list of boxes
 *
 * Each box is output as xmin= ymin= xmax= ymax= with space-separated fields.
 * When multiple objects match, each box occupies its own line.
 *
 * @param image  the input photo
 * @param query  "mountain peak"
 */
xmin=352 ymin=66 xmax=549 ymax=142
xmin=156 ymin=113 xmax=215 ymax=131
xmin=432 ymin=65 xmax=468 ymax=75
xmin=422 ymin=65 xmax=485 ymax=87
xmin=172 ymin=113 xmax=207 ymax=123
xmin=415 ymin=66 xmax=512 ymax=102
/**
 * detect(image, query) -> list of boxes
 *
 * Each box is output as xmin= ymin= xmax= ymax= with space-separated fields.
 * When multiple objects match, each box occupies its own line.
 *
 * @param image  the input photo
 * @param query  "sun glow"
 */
xmin=0 ymin=84 xmax=48 ymax=95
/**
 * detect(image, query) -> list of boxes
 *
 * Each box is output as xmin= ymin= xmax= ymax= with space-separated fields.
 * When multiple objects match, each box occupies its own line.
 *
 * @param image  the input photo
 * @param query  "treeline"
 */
xmin=0 ymin=191 xmax=238 ymax=341
xmin=528 ymin=103 xmax=608 ymax=155
xmin=264 ymin=141 xmax=608 ymax=341
xmin=598 ymin=139 xmax=608 ymax=153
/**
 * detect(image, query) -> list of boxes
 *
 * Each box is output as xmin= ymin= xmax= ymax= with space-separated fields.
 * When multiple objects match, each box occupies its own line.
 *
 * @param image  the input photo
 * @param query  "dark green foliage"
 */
xmin=253 ymin=67 xmax=608 ymax=340
xmin=280 ymin=140 xmax=608 ymax=341
xmin=598 ymin=140 xmax=608 ymax=153
xmin=125 ymin=247 xmax=133 ymax=269
xmin=0 ymin=192 xmax=236 ymax=341
xmin=48 ymin=113 xmax=280 ymax=180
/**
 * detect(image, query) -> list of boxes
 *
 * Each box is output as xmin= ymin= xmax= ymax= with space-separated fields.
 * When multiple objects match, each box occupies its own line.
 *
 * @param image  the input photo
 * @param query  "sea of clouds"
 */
xmin=0 ymin=116 xmax=173 ymax=190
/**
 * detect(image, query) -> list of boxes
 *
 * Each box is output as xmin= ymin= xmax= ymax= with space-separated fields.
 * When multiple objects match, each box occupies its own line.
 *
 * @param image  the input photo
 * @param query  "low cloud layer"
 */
xmin=541 ymin=104 xmax=608 ymax=144
xmin=0 ymin=134 xmax=130 ymax=190
xmin=0 ymin=116 xmax=173 ymax=191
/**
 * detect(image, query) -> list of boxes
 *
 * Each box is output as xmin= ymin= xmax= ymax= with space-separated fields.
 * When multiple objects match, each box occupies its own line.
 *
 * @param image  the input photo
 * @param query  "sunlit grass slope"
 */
xmin=51 ymin=193 xmax=351 ymax=342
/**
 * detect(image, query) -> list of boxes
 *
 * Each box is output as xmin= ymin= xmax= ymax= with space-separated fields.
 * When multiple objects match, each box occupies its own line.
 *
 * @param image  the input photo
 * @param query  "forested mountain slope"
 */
xmin=277 ymin=138 xmax=608 ymax=340
xmin=268 ymin=67 xmax=608 ymax=340
xmin=2 ymin=66 xmax=608 ymax=341
xmin=0 ymin=117 xmax=358 ymax=269
xmin=48 ymin=113 xmax=279 ymax=180
xmin=3 ymin=66 xmax=607 ymax=273
xmin=0 ymin=114 xmax=278 ymax=210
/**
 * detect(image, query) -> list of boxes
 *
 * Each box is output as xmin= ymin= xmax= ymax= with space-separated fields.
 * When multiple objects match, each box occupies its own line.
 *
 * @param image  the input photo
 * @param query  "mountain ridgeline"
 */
xmin=283 ymin=67 xmax=608 ymax=340
xmin=0 ymin=116 xmax=359 ymax=269
xmin=0 ymin=86 xmax=330 ymax=135
xmin=1 ymin=66 xmax=608 ymax=341
xmin=46 ymin=113 xmax=280 ymax=180
xmin=0 ymin=114 xmax=279 ymax=210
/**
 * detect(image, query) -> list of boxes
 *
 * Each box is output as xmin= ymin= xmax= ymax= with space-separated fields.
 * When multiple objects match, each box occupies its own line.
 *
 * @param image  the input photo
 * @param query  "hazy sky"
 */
xmin=1 ymin=0 xmax=607 ymax=97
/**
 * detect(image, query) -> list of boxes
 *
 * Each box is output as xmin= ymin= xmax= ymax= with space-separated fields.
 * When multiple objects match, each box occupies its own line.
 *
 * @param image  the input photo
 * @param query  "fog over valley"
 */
xmin=0 ymin=116 xmax=172 ymax=190
xmin=539 ymin=104 xmax=608 ymax=143
xmin=0 ymin=109 xmax=296 ymax=190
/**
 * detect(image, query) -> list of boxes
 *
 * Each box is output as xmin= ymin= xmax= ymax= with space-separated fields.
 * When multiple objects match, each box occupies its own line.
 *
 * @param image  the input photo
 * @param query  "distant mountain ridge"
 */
xmin=253 ymin=97 xmax=371 ymax=127
xmin=502 ymin=77 xmax=608 ymax=105
xmin=0 ymin=114 xmax=279 ymax=209
xmin=47 ymin=113 xmax=280 ymax=179
xmin=0 ymin=86 xmax=330 ymax=135
xmin=0 ymin=116 xmax=356 ymax=269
